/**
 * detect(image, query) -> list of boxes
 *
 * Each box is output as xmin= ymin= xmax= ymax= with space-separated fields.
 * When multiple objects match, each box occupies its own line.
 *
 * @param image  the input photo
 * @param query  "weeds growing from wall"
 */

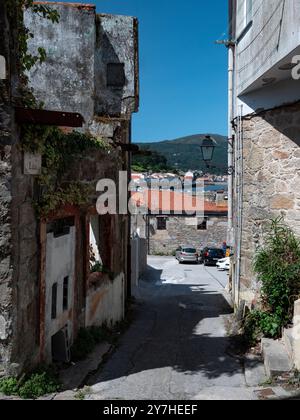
xmin=244 ymin=217 xmax=300 ymax=345
xmin=0 ymin=365 xmax=61 ymax=399
xmin=21 ymin=126 xmax=112 ymax=217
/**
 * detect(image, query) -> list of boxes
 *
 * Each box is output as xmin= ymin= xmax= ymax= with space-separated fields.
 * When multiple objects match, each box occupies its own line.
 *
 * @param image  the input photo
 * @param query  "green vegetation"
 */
xmin=132 ymin=148 xmax=175 ymax=173
xmin=134 ymin=134 xmax=228 ymax=174
xmin=74 ymin=387 xmax=91 ymax=400
xmin=244 ymin=217 xmax=300 ymax=345
xmin=5 ymin=0 xmax=60 ymax=73
xmin=70 ymin=326 xmax=112 ymax=362
xmin=0 ymin=365 xmax=61 ymax=399
xmin=5 ymin=0 xmax=60 ymax=108
xmin=21 ymin=126 xmax=112 ymax=217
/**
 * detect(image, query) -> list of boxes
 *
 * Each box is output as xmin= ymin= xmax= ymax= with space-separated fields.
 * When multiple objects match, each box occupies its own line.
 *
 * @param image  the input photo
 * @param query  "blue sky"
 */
xmin=48 ymin=0 xmax=228 ymax=142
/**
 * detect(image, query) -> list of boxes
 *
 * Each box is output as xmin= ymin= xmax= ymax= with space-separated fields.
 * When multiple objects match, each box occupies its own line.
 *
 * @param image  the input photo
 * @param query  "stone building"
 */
xmin=228 ymin=0 xmax=300 ymax=307
xmin=131 ymin=190 xmax=228 ymax=256
xmin=0 ymin=2 xmax=138 ymax=376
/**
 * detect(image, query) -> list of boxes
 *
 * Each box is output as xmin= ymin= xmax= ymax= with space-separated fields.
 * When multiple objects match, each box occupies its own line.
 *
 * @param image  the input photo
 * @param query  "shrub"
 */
xmin=0 ymin=377 xmax=19 ymax=396
xmin=245 ymin=217 xmax=300 ymax=343
xmin=18 ymin=371 xmax=60 ymax=399
xmin=0 ymin=366 xmax=60 ymax=399
xmin=70 ymin=326 xmax=111 ymax=362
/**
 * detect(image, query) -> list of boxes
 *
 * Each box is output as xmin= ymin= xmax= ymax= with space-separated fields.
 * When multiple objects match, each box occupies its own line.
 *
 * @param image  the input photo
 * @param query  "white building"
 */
xmin=228 ymin=0 xmax=300 ymax=307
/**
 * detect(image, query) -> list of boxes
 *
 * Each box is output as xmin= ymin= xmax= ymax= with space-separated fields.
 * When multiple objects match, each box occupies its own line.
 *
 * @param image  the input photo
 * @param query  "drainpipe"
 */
xmin=227 ymin=44 xmax=235 ymax=247
xmin=127 ymin=119 xmax=132 ymax=302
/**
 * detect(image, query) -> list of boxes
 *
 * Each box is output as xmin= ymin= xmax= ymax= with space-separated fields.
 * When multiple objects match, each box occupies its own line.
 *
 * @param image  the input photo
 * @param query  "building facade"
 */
xmin=131 ymin=190 xmax=228 ymax=256
xmin=228 ymin=0 xmax=300 ymax=307
xmin=0 ymin=2 xmax=138 ymax=376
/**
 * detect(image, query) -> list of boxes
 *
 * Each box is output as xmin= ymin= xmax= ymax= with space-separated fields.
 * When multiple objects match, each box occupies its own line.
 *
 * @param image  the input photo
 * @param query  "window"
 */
xmin=197 ymin=218 xmax=208 ymax=231
xmin=63 ymin=277 xmax=69 ymax=311
xmin=157 ymin=217 xmax=167 ymax=231
xmin=51 ymin=283 xmax=57 ymax=320
xmin=245 ymin=0 xmax=253 ymax=26
xmin=237 ymin=0 xmax=253 ymax=40
xmin=47 ymin=217 xmax=75 ymax=238
xmin=107 ymin=63 xmax=125 ymax=87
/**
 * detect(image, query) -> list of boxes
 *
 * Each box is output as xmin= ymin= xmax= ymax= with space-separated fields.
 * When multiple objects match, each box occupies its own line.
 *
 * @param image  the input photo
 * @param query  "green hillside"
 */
xmin=134 ymin=134 xmax=228 ymax=174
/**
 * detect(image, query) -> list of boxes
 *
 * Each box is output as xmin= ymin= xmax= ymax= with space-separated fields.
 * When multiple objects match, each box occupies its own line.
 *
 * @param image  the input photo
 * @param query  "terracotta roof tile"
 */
xmin=131 ymin=190 xmax=228 ymax=214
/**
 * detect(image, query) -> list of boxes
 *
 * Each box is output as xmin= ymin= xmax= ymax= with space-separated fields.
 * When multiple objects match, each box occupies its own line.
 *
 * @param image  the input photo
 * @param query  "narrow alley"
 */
xmin=85 ymin=257 xmax=255 ymax=400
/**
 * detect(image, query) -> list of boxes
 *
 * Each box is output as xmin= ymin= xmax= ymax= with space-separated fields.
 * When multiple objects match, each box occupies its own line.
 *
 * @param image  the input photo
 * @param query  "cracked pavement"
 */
xmin=85 ymin=256 xmax=258 ymax=400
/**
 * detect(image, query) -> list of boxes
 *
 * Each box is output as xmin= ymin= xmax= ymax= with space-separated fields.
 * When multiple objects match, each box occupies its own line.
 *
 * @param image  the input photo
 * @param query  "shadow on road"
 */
xmin=88 ymin=263 xmax=258 ymax=389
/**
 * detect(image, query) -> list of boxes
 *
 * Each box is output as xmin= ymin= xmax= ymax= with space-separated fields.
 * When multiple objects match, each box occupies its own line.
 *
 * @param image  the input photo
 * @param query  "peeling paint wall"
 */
xmin=24 ymin=4 xmax=96 ymax=125
xmin=86 ymin=273 xmax=125 ymax=327
xmin=95 ymin=14 xmax=139 ymax=117
xmin=24 ymin=6 xmax=139 ymax=123
xmin=44 ymin=227 xmax=76 ymax=363
xmin=0 ymin=2 xmax=138 ymax=374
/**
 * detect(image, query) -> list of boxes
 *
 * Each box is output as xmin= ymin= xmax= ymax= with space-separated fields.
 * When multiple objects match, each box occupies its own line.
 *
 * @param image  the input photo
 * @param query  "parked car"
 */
xmin=199 ymin=248 xmax=225 ymax=266
xmin=175 ymin=246 xmax=199 ymax=264
xmin=216 ymin=257 xmax=230 ymax=271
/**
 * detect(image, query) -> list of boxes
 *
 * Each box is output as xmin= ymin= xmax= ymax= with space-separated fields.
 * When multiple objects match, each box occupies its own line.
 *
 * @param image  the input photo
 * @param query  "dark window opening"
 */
xmin=98 ymin=215 xmax=113 ymax=271
xmin=51 ymin=283 xmax=57 ymax=320
xmin=157 ymin=217 xmax=167 ymax=231
xmin=197 ymin=218 xmax=208 ymax=231
xmin=47 ymin=217 xmax=75 ymax=238
xmin=107 ymin=63 xmax=125 ymax=87
xmin=63 ymin=277 xmax=69 ymax=311
xmin=51 ymin=327 xmax=70 ymax=363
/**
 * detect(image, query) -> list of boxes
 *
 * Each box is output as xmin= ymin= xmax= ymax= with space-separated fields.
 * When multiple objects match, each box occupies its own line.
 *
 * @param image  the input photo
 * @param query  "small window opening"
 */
xmin=157 ymin=217 xmax=167 ymax=231
xmin=63 ymin=277 xmax=69 ymax=311
xmin=107 ymin=63 xmax=125 ymax=87
xmin=51 ymin=283 xmax=57 ymax=320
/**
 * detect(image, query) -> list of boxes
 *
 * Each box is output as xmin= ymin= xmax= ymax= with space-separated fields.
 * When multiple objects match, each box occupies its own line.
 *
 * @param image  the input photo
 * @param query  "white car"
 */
xmin=216 ymin=257 xmax=230 ymax=271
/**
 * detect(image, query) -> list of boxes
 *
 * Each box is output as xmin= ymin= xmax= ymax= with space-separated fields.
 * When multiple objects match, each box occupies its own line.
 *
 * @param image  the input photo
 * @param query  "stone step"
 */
xmin=283 ymin=328 xmax=294 ymax=361
xmin=262 ymin=338 xmax=293 ymax=379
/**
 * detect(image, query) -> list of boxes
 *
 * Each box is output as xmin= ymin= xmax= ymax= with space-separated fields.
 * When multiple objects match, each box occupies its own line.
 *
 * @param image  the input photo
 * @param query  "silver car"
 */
xmin=176 ymin=246 xmax=198 ymax=264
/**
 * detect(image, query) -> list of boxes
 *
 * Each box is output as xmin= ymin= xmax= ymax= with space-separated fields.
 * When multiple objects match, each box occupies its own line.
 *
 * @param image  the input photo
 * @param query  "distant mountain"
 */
xmin=134 ymin=134 xmax=228 ymax=174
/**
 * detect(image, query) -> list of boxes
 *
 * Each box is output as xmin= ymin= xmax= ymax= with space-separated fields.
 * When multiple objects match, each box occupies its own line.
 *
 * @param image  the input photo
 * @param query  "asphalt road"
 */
xmin=86 ymin=257 xmax=257 ymax=400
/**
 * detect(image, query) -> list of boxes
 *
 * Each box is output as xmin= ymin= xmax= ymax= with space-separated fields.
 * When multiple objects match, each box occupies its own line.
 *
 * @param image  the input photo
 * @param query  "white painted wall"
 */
xmin=236 ymin=0 xmax=300 ymax=95
xmin=45 ymin=227 xmax=76 ymax=362
xmin=0 ymin=55 xmax=6 ymax=80
xmin=85 ymin=273 xmax=125 ymax=327
xmin=234 ymin=0 xmax=300 ymax=116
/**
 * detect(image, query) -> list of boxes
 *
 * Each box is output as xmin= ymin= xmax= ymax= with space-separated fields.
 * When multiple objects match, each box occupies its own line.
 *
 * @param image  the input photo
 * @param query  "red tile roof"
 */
xmin=131 ymin=190 xmax=228 ymax=215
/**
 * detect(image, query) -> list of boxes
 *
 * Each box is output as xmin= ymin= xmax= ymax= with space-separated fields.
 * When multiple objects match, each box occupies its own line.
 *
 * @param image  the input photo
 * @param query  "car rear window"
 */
xmin=209 ymin=249 xmax=224 ymax=257
xmin=183 ymin=248 xmax=197 ymax=254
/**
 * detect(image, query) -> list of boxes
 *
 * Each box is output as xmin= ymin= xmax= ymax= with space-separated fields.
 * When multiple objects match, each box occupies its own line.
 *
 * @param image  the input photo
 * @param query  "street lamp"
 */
xmin=200 ymin=135 xmax=234 ymax=175
xmin=200 ymin=135 xmax=216 ymax=163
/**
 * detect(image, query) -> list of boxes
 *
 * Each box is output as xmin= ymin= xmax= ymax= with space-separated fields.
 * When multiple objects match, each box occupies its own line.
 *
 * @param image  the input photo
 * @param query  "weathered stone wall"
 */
xmin=25 ymin=6 xmax=139 ymax=123
xmin=149 ymin=216 xmax=228 ymax=256
xmin=25 ymin=3 xmax=96 ymax=125
xmin=0 ymin=2 xmax=137 ymax=375
xmin=95 ymin=14 xmax=139 ymax=117
xmin=238 ymin=102 xmax=300 ymax=304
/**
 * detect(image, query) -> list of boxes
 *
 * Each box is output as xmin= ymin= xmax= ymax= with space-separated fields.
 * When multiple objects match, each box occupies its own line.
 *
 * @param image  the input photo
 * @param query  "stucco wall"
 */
xmin=25 ymin=4 xmax=96 ymax=125
xmin=86 ymin=273 xmax=125 ymax=327
xmin=237 ymin=102 xmax=300 ymax=305
xmin=44 ymin=228 xmax=76 ymax=363
xmin=236 ymin=0 xmax=300 ymax=95
xmin=95 ymin=14 xmax=139 ymax=117
xmin=131 ymin=237 xmax=147 ymax=287
xmin=25 ymin=6 xmax=139 ymax=123
xmin=149 ymin=216 xmax=228 ymax=256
